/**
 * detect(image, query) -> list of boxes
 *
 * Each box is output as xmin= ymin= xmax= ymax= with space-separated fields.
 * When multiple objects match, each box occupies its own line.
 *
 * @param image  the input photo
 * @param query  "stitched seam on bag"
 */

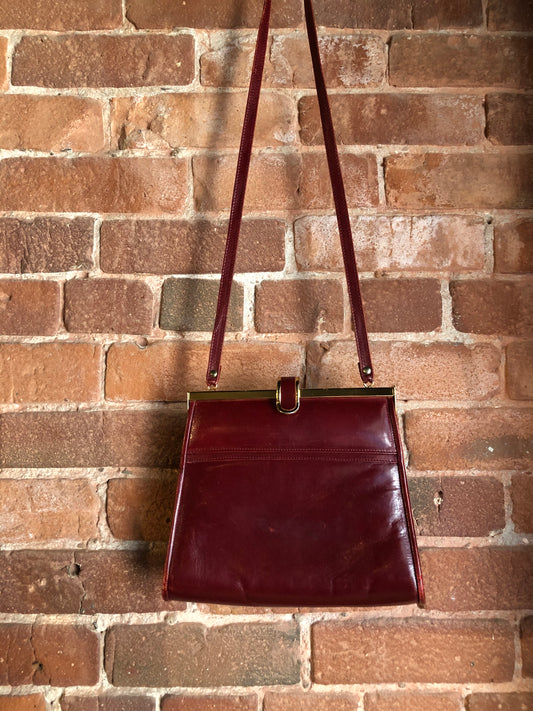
xmin=186 ymin=453 xmax=398 ymax=463
xmin=188 ymin=447 xmax=394 ymax=454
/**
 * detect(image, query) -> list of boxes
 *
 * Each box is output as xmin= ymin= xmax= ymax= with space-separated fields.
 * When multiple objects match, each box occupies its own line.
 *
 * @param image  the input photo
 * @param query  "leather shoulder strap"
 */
xmin=206 ymin=0 xmax=373 ymax=388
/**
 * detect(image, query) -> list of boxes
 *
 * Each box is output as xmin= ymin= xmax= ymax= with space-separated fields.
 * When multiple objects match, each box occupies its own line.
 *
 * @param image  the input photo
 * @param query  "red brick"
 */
xmin=0 ymin=217 xmax=94 ymax=273
xmin=294 ymin=214 xmax=485 ymax=272
xmin=486 ymin=94 xmax=533 ymax=146
xmin=451 ymin=279 xmax=533 ymax=336
xmin=0 ymin=36 xmax=7 ymax=89
xmin=312 ymin=619 xmax=514 ymax=683
xmin=405 ymin=408 xmax=533 ymax=470
xmin=112 ymin=92 xmax=297 ymax=150
xmin=362 ymin=278 xmax=442 ymax=332
xmin=0 ymin=410 xmax=186 ymax=468
xmin=511 ymin=474 xmax=533 ymax=534
xmin=306 ymin=341 xmax=500 ymax=400
xmin=106 ymin=341 xmax=304 ymax=401
xmin=0 ymin=157 xmax=187 ymax=214
xmin=64 ymin=278 xmax=153 ymax=335
xmin=494 ymin=218 xmax=533 ymax=274
xmin=301 ymin=94 xmax=483 ymax=146
xmin=105 ymin=623 xmax=300 ymax=687
xmin=12 ymin=34 xmax=194 ymax=87
xmin=0 ymin=95 xmax=105 ymax=151
xmin=466 ymin=693 xmax=533 ymax=711
xmin=390 ymin=34 xmax=532 ymax=88
xmin=201 ymin=34 xmax=386 ymax=89
xmin=385 ymin=153 xmax=533 ymax=209
xmin=126 ymin=0 xmax=301 ymax=28
xmin=255 ymin=279 xmax=344 ymax=333
xmin=422 ymin=547 xmax=533 ymax=611
xmin=263 ymin=692 xmax=359 ymax=711
xmin=193 ymin=153 xmax=379 ymax=212
xmin=0 ymin=0 xmax=122 ymax=30
xmin=408 ymin=476 xmax=505 ymax=537
xmin=0 ymin=343 xmax=101 ymax=404
xmin=0 ymin=280 xmax=60 ymax=336
xmin=507 ymin=342 xmax=533 ymax=400
xmin=487 ymin=0 xmax=533 ymax=31
xmin=107 ymin=475 xmax=176 ymax=541
xmin=61 ymin=697 xmax=155 ymax=711
xmin=522 ymin=616 xmax=533 ymax=677
xmin=0 ymin=479 xmax=99 ymax=544
xmin=365 ymin=692 xmax=461 ymax=711
xmin=0 ymin=624 xmax=99 ymax=686
xmin=161 ymin=697 xmax=257 ymax=711
xmin=101 ymin=219 xmax=285 ymax=274
xmin=0 ymin=549 xmax=184 ymax=615
xmin=160 ymin=278 xmax=243 ymax=332
xmin=0 ymin=695 xmax=46 ymax=710
xmin=312 ymin=0 xmax=483 ymax=29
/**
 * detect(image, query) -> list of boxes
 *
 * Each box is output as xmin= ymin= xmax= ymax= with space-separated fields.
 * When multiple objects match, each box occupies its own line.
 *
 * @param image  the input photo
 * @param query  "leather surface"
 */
xmin=163 ymin=392 xmax=424 ymax=607
xmin=206 ymin=0 xmax=373 ymax=388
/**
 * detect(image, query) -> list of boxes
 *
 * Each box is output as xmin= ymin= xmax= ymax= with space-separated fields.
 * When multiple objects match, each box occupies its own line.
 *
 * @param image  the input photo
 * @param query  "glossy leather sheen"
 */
xmin=163 ymin=391 xmax=425 ymax=607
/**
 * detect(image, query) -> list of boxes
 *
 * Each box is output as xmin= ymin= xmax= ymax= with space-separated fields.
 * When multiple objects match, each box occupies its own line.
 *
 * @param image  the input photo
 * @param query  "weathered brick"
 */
xmin=294 ymin=214 xmax=485 ymax=272
xmin=0 ymin=217 xmax=94 ymax=273
xmin=0 ymin=410 xmax=186 ymax=468
xmin=61 ymin=697 xmax=155 ymax=711
xmin=126 ymin=0 xmax=301 ymax=28
xmin=0 ymin=479 xmax=99 ymax=544
xmin=300 ymin=94 xmax=483 ymax=146
xmin=105 ymin=623 xmax=300 ymax=687
xmin=390 ymin=34 xmax=532 ymax=88
xmin=486 ymin=94 xmax=533 ymax=146
xmin=521 ymin=616 xmax=533 ymax=677
xmin=494 ymin=218 xmax=533 ymax=274
xmin=451 ymin=279 xmax=533 ymax=336
xmin=422 ymin=547 xmax=533 ymax=611
xmin=64 ymin=278 xmax=153 ymax=335
xmin=312 ymin=0 xmax=483 ymax=29
xmin=405 ymin=408 xmax=533 ymax=470
xmin=255 ymin=279 xmax=344 ymax=333
xmin=306 ymin=341 xmax=500 ymax=400
xmin=466 ymin=693 xmax=533 ymax=711
xmin=0 ymin=95 xmax=105 ymax=151
xmin=362 ymin=278 xmax=442 ymax=332
xmin=0 ymin=280 xmax=60 ymax=336
xmin=160 ymin=278 xmax=243 ymax=332
xmin=409 ymin=476 xmax=505 ymax=537
xmin=0 ymin=157 xmax=187 ymax=214
xmin=12 ymin=34 xmax=194 ymax=87
xmin=0 ymin=0 xmax=122 ymax=30
xmin=507 ymin=342 xmax=533 ymax=400
xmin=161 ymin=696 xmax=257 ymax=711
xmin=105 ymin=341 xmax=304 ymax=402
xmin=263 ymin=692 xmax=359 ymax=711
xmin=112 ymin=93 xmax=297 ymax=150
xmin=107 ymin=475 xmax=176 ymax=541
xmin=511 ymin=474 xmax=533 ymax=534
xmin=101 ymin=219 xmax=285 ymax=274
xmin=194 ymin=153 xmax=379 ymax=212
xmin=0 ymin=694 xmax=46 ymax=710
xmin=0 ymin=624 xmax=99 ymax=686
xmin=0 ymin=36 xmax=7 ymax=89
xmin=487 ymin=0 xmax=533 ymax=31
xmin=311 ymin=619 xmax=514 ymax=683
xmin=0 ymin=549 xmax=184 ymax=615
xmin=385 ymin=153 xmax=533 ymax=209
xmin=365 ymin=692 xmax=461 ymax=711
xmin=0 ymin=343 xmax=101 ymax=404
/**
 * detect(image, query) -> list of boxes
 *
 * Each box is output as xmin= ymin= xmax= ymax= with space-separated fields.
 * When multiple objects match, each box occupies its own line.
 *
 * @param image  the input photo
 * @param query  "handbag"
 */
xmin=163 ymin=0 xmax=425 ymax=607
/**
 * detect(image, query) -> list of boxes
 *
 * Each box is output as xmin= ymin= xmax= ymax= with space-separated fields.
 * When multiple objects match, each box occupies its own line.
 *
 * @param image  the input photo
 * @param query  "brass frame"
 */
xmin=188 ymin=386 xmax=395 ymax=408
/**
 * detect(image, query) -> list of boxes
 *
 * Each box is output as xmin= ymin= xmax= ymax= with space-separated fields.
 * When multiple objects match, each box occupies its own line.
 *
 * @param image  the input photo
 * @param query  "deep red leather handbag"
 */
xmin=163 ymin=0 xmax=425 ymax=607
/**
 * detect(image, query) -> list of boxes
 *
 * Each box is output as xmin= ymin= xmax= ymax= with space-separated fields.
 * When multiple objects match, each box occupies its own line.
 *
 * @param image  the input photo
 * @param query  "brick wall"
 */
xmin=0 ymin=0 xmax=532 ymax=709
